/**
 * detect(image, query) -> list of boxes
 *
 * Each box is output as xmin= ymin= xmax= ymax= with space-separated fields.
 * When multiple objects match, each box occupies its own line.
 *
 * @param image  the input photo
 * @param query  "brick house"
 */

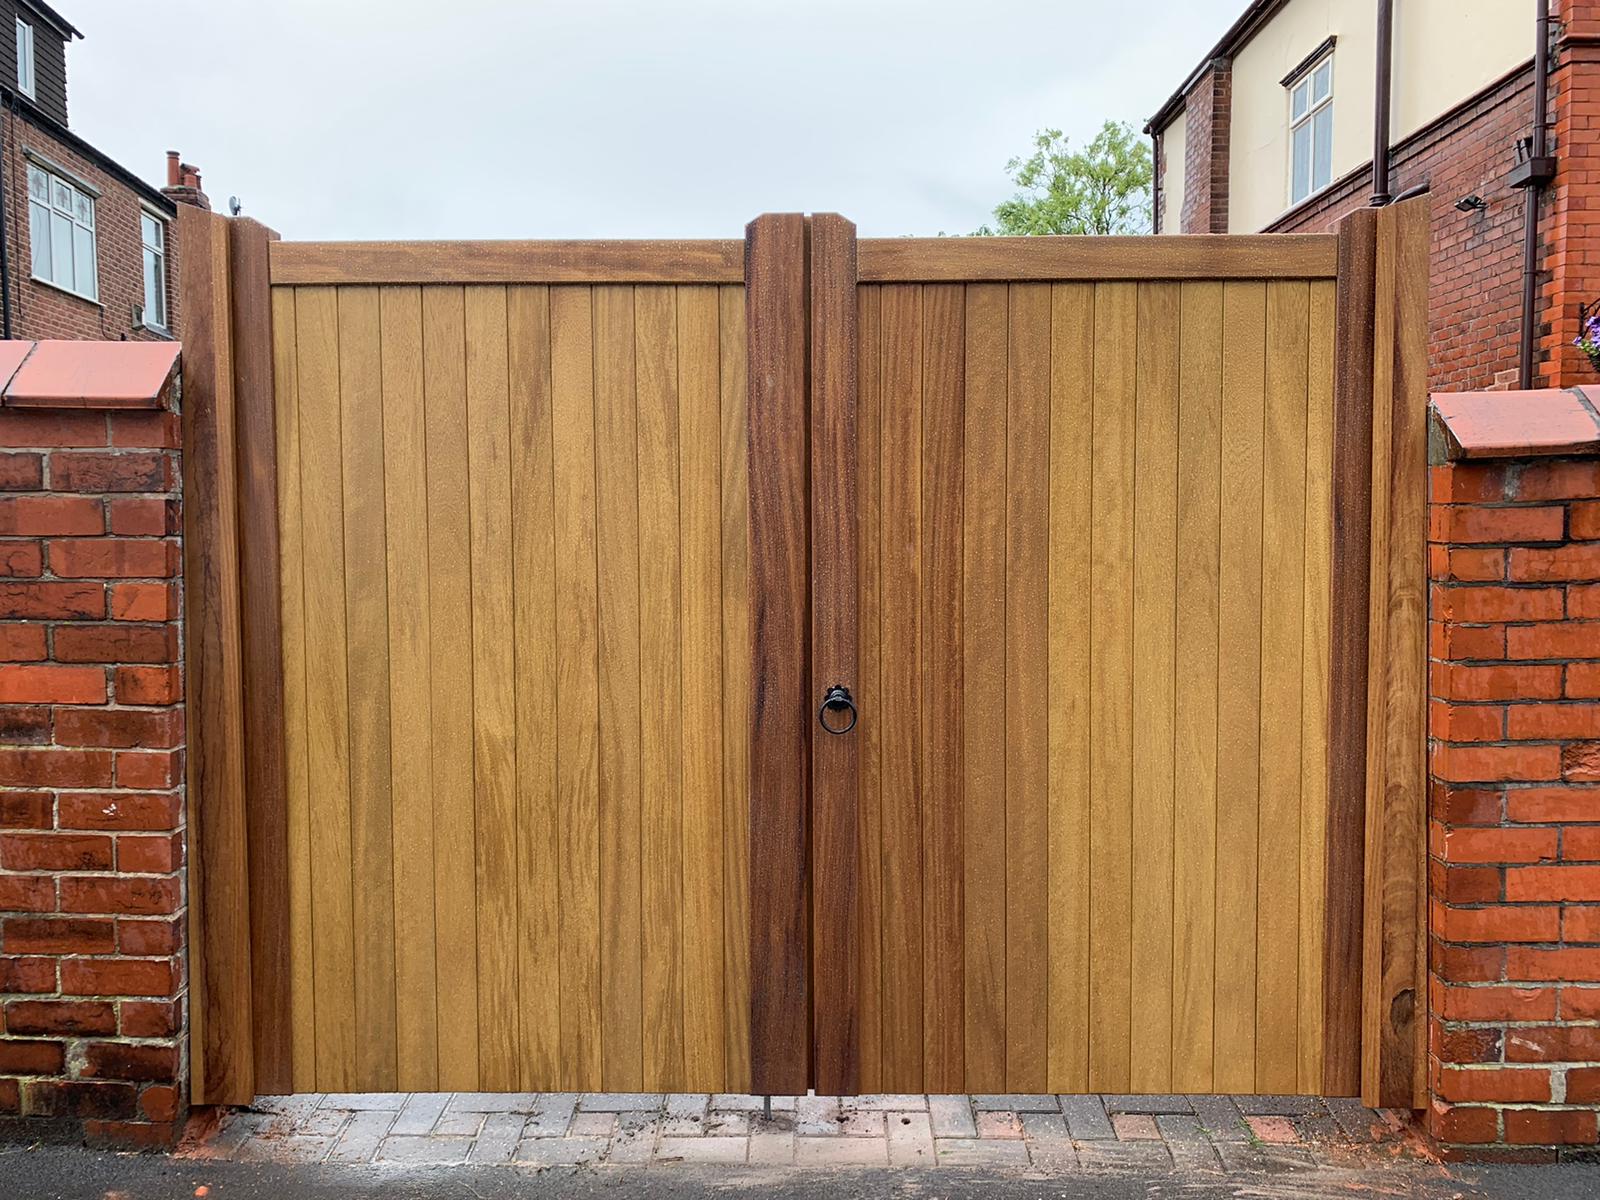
xmin=1146 ymin=0 xmax=1600 ymax=394
xmin=0 ymin=0 xmax=209 ymax=344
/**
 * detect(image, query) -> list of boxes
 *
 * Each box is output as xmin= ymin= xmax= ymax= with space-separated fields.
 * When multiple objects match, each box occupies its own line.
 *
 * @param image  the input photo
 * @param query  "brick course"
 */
xmin=0 ymin=392 xmax=184 ymax=1148
xmin=1427 ymin=450 xmax=1600 ymax=1160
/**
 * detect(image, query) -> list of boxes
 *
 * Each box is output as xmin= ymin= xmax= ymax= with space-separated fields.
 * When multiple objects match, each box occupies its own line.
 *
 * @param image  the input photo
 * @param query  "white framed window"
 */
xmin=15 ymin=18 xmax=33 ymax=99
xmin=27 ymin=163 xmax=98 ymax=301
xmin=1289 ymin=54 xmax=1334 ymax=205
xmin=140 ymin=211 xmax=167 ymax=329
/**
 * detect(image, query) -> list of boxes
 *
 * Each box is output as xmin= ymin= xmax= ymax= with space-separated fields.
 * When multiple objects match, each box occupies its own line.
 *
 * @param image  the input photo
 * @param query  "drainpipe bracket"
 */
xmin=1509 ymin=156 xmax=1557 ymax=189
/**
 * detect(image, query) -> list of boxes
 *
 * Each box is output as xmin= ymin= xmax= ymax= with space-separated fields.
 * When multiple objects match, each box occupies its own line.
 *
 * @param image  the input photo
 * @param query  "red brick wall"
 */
xmin=1179 ymin=60 xmax=1232 ymax=235
xmin=1427 ymin=452 xmax=1600 ymax=1161
xmin=0 ymin=399 xmax=185 ymax=1147
xmin=1268 ymin=67 xmax=1537 ymax=393
xmin=0 ymin=107 xmax=180 ymax=343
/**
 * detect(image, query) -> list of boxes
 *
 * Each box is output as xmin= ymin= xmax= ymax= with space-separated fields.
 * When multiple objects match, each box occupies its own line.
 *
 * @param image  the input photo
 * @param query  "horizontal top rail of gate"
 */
xmin=269 ymin=238 xmax=746 ymax=285
xmin=267 ymin=232 xmax=1338 ymax=287
xmin=858 ymin=233 xmax=1337 ymax=281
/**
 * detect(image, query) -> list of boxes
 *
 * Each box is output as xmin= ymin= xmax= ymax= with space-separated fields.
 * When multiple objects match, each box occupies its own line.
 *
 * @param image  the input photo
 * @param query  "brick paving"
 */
xmin=181 ymin=1091 xmax=1418 ymax=1173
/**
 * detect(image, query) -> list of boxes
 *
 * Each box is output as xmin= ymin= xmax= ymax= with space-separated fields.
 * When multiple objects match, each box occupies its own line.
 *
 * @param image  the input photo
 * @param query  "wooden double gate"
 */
xmin=178 ymin=199 xmax=1429 ymax=1111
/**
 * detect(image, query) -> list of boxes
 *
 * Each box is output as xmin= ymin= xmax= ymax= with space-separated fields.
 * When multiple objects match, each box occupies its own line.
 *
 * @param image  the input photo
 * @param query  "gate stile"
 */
xmin=181 ymin=200 xmax=1430 ymax=1110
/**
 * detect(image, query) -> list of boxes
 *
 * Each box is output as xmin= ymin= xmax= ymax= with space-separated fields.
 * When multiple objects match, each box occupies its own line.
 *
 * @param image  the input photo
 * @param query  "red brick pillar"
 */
xmin=1179 ymin=58 xmax=1232 ymax=235
xmin=1427 ymin=388 xmax=1600 ymax=1159
xmin=0 ymin=383 xmax=186 ymax=1146
xmin=1543 ymin=1 xmax=1600 ymax=387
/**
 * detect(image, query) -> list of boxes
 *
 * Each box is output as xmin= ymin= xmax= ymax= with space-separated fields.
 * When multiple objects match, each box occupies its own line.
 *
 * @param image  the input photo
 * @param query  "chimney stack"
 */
xmin=161 ymin=149 xmax=211 ymax=212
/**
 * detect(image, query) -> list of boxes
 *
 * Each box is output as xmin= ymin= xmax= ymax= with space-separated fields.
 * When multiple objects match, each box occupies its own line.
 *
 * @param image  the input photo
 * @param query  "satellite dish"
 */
xmin=228 ymin=196 xmax=242 ymax=216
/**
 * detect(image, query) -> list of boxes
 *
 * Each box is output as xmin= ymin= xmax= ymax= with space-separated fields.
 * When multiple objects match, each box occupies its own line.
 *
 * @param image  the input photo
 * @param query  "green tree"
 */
xmin=979 ymin=121 xmax=1154 ymax=236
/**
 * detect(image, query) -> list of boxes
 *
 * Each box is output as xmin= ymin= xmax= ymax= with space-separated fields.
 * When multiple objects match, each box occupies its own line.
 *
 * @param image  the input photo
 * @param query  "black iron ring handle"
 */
xmin=819 ymin=684 xmax=857 ymax=736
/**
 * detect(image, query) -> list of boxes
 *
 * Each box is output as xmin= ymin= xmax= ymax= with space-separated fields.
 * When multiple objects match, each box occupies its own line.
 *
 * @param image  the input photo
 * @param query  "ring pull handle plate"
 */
xmin=818 ymin=684 xmax=857 ymax=736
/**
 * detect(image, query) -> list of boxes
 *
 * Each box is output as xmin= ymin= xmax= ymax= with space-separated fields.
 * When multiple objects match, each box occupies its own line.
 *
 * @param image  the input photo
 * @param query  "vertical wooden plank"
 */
xmin=1005 ymin=283 xmax=1050 ymax=1092
xmin=1088 ymin=281 xmax=1136 ymax=1093
xmin=1299 ymin=278 xmax=1337 ymax=1094
xmin=508 ymin=285 xmax=561 ymax=1088
xmin=637 ymin=284 xmax=686 ymax=1091
xmin=179 ymin=205 xmax=253 ymax=1104
xmin=1130 ymin=281 xmax=1179 ymax=1093
xmin=379 ymin=284 xmax=438 ymax=1091
xmin=423 ymin=285 xmax=479 ymax=1091
xmin=920 ymin=282 xmax=964 ymax=1094
xmin=294 ymin=284 xmax=356 ymax=1092
xmin=855 ymin=284 xmax=885 ymax=1095
xmin=719 ymin=285 xmax=752 ymax=1093
xmin=465 ymin=286 xmax=519 ymax=1090
xmin=1257 ymin=281 xmax=1311 ymax=1093
xmin=338 ymin=287 xmax=398 ymax=1091
xmin=679 ymin=284 xmax=727 ymax=1090
xmin=810 ymin=215 xmax=862 ymax=1096
xmin=552 ymin=284 xmax=603 ymax=1090
xmin=594 ymin=283 xmax=643 ymax=1092
xmin=1324 ymin=208 xmax=1377 ymax=1097
xmin=1172 ymin=281 xmax=1223 ymax=1093
xmin=745 ymin=215 xmax=811 ymax=1095
xmin=962 ymin=282 xmax=1007 ymax=1091
xmin=1214 ymin=280 xmax=1266 ymax=1093
xmin=1362 ymin=196 xmax=1431 ymax=1109
xmin=879 ymin=281 xmax=924 ymax=1092
xmin=273 ymin=288 xmax=317 ymax=1092
xmin=1046 ymin=282 xmax=1093 ymax=1093
xmin=229 ymin=218 xmax=290 ymax=1096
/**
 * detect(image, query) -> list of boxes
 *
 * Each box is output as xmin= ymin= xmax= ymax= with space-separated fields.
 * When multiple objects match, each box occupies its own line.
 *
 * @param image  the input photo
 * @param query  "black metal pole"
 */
xmin=1519 ymin=0 xmax=1552 ymax=389
xmin=1371 ymin=0 xmax=1394 ymax=206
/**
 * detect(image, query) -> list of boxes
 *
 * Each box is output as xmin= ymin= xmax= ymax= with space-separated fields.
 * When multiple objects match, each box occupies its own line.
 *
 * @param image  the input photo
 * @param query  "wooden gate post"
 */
xmin=228 ymin=217 xmax=291 ymax=1097
xmin=178 ymin=204 xmax=254 ymax=1105
xmin=808 ymin=215 xmax=861 ymax=1095
xmin=1324 ymin=205 xmax=1377 ymax=1099
xmin=1358 ymin=195 xmax=1431 ymax=1109
xmin=746 ymin=214 xmax=811 ymax=1095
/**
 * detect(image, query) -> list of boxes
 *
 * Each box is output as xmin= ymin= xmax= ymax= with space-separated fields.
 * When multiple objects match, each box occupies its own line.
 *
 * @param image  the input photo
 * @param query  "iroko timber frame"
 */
xmin=744 ymin=214 xmax=812 ymax=1096
xmin=1324 ymin=206 xmax=1378 ymax=1101
xmin=858 ymin=234 xmax=1338 ymax=282
xmin=1358 ymin=196 xmax=1431 ymax=1110
xmin=178 ymin=204 xmax=255 ymax=1105
xmin=229 ymin=217 xmax=292 ymax=1097
xmin=268 ymin=239 xmax=744 ymax=285
xmin=808 ymin=215 xmax=862 ymax=1096
xmin=187 ymin=210 xmax=1423 ymax=1108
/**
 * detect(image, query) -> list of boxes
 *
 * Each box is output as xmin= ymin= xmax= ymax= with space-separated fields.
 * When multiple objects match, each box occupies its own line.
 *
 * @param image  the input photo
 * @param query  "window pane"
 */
xmin=51 ymin=179 xmax=70 ymax=212
xmin=27 ymin=165 xmax=46 ymax=203
xmin=1313 ymin=61 xmax=1332 ymax=103
xmin=1312 ymin=104 xmax=1334 ymax=191
xmin=74 ymin=192 xmax=92 ymax=228
xmin=73 ymin=225 xmax=96 ymax=298
xmin=1292 ymin=123 xmax=1312 ymax=203
xmin=28 ymin=199 xmax=49 ymax=277
xmin=1292 ymin=82 xmax=1309 ymax=121
xmin=141 ymin=213 xmax=161 ymax=250
xmin=50 ymin=211 xmax=71 ymax=287
xmin=144 ymin=247 xmax=165 ymax=326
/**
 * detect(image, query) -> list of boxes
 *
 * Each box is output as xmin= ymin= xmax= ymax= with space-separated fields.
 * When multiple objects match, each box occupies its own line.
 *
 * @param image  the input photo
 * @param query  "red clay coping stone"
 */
xmin=1431 ymin=387 xmax=1600 ymax=461
xmin=0 ymin=339 xmax=181 ymax=409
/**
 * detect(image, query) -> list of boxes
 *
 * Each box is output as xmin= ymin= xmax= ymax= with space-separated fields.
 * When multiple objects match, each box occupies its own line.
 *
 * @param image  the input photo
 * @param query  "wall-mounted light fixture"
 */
xmin=1455 ymin=195 xmax=1489 ymax=213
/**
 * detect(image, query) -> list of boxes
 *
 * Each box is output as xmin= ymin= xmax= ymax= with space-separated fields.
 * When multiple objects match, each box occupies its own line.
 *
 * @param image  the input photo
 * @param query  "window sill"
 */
xmin=138 ymin=321 xmax=175 ymax=341
xmin=29 ymin=274 xmax=101 ymax=308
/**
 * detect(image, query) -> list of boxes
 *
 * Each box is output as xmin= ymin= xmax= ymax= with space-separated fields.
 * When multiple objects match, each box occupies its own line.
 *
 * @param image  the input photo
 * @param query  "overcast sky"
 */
xmin=67 ymin=0 xmax=1241 ymax=240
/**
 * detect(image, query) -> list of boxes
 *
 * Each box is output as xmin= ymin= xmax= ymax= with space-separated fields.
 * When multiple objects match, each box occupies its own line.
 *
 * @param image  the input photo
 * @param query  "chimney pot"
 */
xmin=165 ymin=151 xmax=180 ymax=188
